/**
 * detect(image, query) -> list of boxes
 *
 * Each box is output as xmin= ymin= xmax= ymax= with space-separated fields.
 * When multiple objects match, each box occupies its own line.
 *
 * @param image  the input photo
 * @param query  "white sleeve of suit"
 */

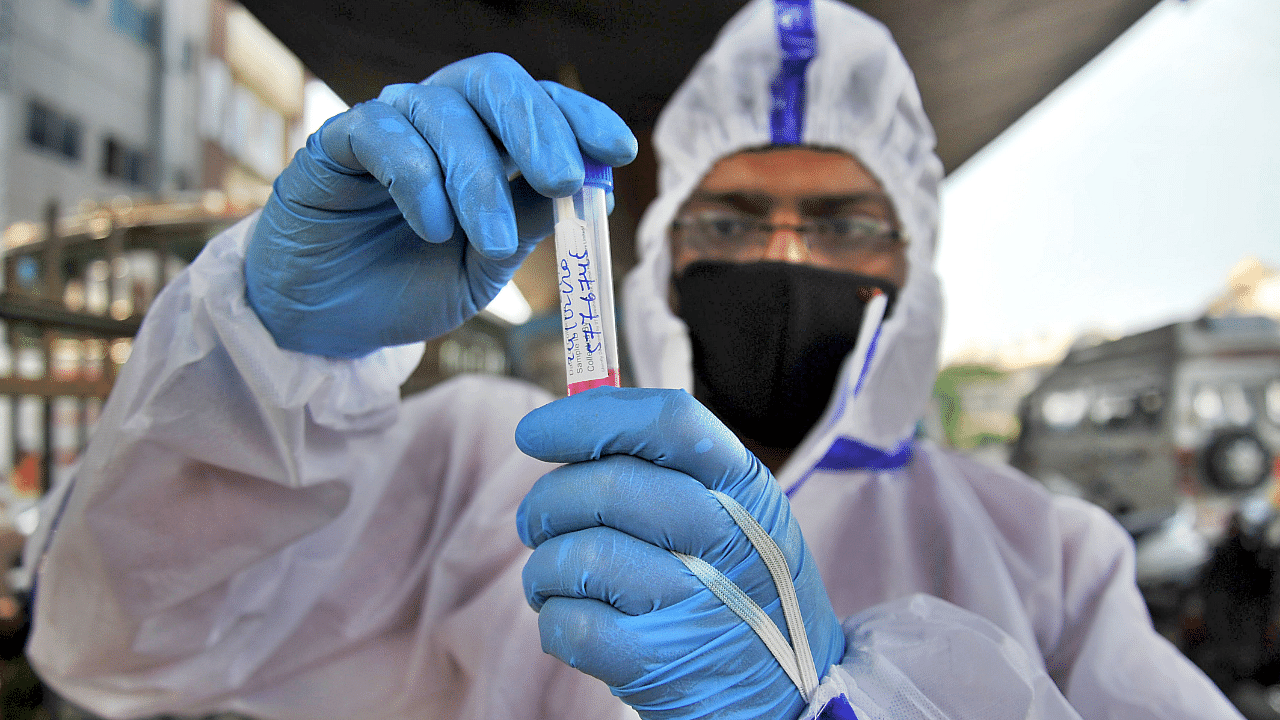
xmin=24 ymin=212 xmax=431 ymax=716
xmin=801 ymin=594 xmax=1084 ymax=720
xmin=1044 ymin=496 xmax=1244 ymax=719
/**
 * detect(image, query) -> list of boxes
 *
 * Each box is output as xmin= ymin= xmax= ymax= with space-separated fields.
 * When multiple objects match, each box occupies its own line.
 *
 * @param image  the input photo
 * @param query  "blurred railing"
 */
xmin=0 ymin=194 xmax=255 ymax=510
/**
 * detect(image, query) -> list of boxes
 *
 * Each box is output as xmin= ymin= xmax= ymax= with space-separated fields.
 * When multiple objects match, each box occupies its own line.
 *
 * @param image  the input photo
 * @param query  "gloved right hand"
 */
xmin=516 ymin=388 xmax=847 ymax=720
xmin=245 ymin=53 xmax=637 ymax=357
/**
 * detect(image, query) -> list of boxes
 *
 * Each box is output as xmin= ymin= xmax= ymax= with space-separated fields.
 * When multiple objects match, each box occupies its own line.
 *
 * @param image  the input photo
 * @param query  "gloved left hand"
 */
xmin=515 ymin=388 xmax=847 ymax=720
xmin=245 ymin=54 xmax=636 ymax=357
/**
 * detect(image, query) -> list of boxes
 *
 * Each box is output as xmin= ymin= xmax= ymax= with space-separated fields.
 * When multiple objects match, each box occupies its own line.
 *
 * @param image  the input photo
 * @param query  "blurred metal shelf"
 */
xmin=0 ymin=293 xmax=141 ymax=339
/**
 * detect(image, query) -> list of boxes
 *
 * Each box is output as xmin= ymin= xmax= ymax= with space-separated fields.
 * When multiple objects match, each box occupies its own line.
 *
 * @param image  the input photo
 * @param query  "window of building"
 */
xmin=110 ymin=0 xmax=158 ymax=48
xmin=101 ymin=136 xmax=151 ymax=187
xmin=26 ymin=99 xmax=83 ymax=163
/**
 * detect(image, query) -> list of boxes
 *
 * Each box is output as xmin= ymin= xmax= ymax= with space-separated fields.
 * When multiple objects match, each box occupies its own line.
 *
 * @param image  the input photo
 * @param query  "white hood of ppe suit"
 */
xmin=622 ymin=0 xmax=946 ymax=470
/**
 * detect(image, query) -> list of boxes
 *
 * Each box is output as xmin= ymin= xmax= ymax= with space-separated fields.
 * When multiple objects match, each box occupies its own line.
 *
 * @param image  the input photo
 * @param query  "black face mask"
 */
xmin=673 ymin=261 xmax=898 ymax=449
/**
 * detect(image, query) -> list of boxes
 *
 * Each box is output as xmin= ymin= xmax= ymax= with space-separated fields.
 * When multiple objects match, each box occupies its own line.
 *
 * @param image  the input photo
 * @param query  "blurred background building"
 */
xmin=1 ymin=0 xmax=308 ymax=230
xmin=0 ymin=0 xmax=322 ymax=509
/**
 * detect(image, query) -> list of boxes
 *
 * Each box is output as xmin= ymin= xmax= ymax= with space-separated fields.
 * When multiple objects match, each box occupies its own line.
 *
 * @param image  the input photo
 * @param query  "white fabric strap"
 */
xmin=672 ymin=552 xmax=808 ymax=697
xmin=671 ymin=490 xmax=820 ymax=702
xmin=709 ymin=490 xmax=820 ymax=695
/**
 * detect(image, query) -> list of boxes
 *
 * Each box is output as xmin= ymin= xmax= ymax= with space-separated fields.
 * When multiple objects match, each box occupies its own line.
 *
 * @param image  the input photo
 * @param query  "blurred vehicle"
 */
xmin=1012 ymin=314 xmax=1279 ymax=526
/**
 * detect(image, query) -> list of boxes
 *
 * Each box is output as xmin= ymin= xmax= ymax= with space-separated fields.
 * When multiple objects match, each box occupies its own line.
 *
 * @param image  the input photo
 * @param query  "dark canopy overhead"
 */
xmin=239 ymin=0 xmax=1161 ymax=174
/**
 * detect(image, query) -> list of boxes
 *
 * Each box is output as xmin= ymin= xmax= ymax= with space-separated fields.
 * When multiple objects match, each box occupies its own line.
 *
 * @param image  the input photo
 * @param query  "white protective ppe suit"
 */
xmin=26 ymin=0 xmax=1242 ymax=719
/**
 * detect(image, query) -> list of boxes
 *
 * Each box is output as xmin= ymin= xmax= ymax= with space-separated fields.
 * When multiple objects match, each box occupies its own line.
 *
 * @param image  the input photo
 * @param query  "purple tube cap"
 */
xmin=583 ymin=157 xmax=613 ymax=192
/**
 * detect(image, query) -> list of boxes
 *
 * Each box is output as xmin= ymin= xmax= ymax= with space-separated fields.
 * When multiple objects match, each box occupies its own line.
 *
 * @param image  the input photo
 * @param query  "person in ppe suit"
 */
xmin=23 ymin=0 xmax=1244 ymax=719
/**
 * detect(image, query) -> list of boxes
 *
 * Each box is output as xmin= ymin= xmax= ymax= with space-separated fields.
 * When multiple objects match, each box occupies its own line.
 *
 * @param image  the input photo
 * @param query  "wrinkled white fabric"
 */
xmin=27 ymin=216 xmax=624 ymax=720
xmin=803 ymin=595 xmax=1083 ymax=720
xmin=790 ymin=447 xmax=1241 ymax=719
xmin=30 ymin=220 xmax=1128 ymax=720
xmin=27 ymin=0 xmax=1241 ymax=718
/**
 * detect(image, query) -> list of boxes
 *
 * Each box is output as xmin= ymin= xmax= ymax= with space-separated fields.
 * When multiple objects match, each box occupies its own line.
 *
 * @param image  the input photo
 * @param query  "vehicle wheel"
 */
xmin=1203 ymin=429 xmax=1272 ymax=492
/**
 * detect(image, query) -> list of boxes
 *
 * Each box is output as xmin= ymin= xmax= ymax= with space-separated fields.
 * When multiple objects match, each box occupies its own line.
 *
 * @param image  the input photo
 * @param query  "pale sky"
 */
xmin=935 ymin=0 xmax=1280 ymax=363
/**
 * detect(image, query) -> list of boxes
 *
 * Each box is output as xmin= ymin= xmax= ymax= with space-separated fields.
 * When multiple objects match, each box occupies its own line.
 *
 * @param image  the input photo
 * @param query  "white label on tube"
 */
xmin=554 ymin=198 xmax=609 ymax=384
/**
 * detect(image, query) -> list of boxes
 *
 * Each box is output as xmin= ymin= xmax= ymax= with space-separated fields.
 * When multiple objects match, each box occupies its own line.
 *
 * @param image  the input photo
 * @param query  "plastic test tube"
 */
xmin=553 ymin=158 xmax=621 ymax=395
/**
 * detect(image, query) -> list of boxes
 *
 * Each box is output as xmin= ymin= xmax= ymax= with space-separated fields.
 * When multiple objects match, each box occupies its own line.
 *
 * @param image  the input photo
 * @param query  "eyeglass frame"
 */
xmin=669 ymin=191 xmax=909 ymax=266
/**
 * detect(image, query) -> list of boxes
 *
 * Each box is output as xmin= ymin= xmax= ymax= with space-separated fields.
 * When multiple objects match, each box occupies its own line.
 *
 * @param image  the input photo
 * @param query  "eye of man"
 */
xmin=824 ymin=216 xmax=898 ymax=242
xmin=703 ymin=211 xmax=755 ymax=239
xmin=675 ymin=209 xmax=758 ymax=250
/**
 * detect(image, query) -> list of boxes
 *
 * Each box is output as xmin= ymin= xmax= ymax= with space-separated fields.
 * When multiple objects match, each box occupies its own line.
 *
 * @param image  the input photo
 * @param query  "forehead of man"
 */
xmin=694 ymin=146 xmax=884 ymax=201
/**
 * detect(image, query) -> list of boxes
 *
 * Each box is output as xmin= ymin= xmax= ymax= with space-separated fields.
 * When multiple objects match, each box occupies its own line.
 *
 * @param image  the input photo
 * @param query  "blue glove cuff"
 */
xmin=816 ymin=695 xmax=859 ymax=720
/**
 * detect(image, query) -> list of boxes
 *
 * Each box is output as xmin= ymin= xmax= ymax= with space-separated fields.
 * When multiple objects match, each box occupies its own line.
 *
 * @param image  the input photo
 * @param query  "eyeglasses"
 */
xmin=671 ymin=209 xmax=906 ymax=264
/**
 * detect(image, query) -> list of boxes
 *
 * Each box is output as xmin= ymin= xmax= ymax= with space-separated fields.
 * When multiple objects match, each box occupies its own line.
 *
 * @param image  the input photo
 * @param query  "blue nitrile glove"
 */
xmin=515 ymin=388 xmax=847 ymax=720
xmin=245 ymin=53 xmax=637 ymax=357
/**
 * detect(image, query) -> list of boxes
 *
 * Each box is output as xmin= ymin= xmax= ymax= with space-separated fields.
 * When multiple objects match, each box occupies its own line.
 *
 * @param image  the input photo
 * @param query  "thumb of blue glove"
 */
xmin=245 ymin=53 xmax=636 ymax=357
xmin=515 ymin=388 xmax=846 ymax=720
